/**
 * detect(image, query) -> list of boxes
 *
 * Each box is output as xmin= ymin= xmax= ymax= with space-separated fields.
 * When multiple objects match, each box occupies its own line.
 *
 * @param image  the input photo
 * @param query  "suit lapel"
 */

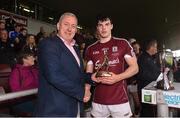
xmin=73 ymin=45 xmax=84 ymax=70
xmin=56 ymin=36 xmax=82 ymax=70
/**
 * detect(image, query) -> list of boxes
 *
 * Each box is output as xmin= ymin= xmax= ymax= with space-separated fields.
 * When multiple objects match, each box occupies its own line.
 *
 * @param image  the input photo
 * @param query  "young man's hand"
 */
xmin=100 ymin=72 xmax=120 ymax=85
xmin=91 ymin=73 xmax=101 ymax=83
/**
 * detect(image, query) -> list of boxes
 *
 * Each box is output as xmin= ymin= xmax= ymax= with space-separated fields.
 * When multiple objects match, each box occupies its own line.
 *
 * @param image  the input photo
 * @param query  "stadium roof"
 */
xmin=34 ymin=0 xmax=180 ymax=49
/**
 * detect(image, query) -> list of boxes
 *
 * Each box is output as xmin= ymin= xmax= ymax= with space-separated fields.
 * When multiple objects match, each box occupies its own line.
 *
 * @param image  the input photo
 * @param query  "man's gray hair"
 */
xmin=59 ymin=12 xmax=78 ymax=23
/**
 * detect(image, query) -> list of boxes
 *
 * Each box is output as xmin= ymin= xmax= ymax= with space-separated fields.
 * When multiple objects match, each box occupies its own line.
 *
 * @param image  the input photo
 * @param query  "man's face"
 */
xmin=132 ymin=43 xmax=140 ymax=55
xmin=22 ymin=30 xmax=27 ymax=36
xmin=57 ymin=15 xmax=77 ymax=42
xmin=151 ymin=43 xmax=158 ymax=55
xmin=96 ymin=19 xmax=113 ymax=39
xmin=0 ymin=30 xmax=8 ymax=41
xmin=15 ymin=26 xmax=21 ymax=32
xmin=0 ymin=22 xmax=5 ymax=30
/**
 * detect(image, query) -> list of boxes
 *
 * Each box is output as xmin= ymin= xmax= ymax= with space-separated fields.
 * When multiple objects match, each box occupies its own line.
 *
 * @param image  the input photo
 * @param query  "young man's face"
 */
xmin=96 ymin=19 xmax=113 ymax=39
xmin=57 ymin=15 xmax=77 ymax=42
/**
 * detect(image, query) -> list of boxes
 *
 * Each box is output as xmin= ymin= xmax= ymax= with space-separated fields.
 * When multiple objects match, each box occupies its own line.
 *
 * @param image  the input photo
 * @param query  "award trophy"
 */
xmin=95 ymin=50 xmax=112 ymax=77
xmin=155 ymin=47 xmax=174 ymax=90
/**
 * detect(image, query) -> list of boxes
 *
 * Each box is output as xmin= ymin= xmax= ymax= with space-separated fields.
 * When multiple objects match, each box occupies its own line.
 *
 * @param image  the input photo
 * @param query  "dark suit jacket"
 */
xmin=35 ymin=36 xmax=92 ymax=117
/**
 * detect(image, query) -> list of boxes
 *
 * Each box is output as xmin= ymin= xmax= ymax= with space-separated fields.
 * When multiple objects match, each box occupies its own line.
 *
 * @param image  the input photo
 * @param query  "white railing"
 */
xmin=0 ymin=88 xmax=38 ymax=102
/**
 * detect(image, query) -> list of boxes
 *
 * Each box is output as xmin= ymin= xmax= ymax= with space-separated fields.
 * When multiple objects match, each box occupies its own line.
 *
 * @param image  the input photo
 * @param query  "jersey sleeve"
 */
xmin=84 ymin=47 xmax=92 ymax=62
xmin=124 ymin=40 xmax=135 ymax=58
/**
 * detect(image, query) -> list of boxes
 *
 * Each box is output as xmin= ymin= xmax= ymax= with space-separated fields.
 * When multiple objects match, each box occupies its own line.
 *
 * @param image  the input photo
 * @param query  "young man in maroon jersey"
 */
xmin=85 ymin=14 xmax=139 ymax=117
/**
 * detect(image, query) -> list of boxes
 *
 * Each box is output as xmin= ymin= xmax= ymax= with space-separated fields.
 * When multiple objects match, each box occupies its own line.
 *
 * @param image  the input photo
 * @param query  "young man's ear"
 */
xmin=111 ymin=24 xmax=113 ymax=30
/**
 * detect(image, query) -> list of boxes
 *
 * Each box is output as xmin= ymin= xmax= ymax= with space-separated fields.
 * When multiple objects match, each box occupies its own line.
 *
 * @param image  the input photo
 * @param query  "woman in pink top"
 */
xmin=9 ymin=51 xmax=39 ymax=116
xmin=9 ymin=51 xmax=39 ymax=92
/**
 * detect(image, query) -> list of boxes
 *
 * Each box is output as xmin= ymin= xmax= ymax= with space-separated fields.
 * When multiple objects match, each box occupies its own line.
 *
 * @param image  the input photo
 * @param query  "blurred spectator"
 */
xmin=83 ymin=32 xmax=97 ymax=58
xmin=9 ymin=24 xmax=21 ymax=43
xmin=42 ymin=31 xmax=49 ymax=39
xmin=137 ymin=39 xmax=160 ymax=117
xmin=50 ymin=30 xmax=57 ymax=37
xmin=74 ymin=29 xmax=85 ymax=46
xmin=5 ymin=15 xmax=16 ymax=32
xmin=9 ymin=51 xmax=39 ymax=116
xmin=15 ymin=28 xmax=28 ymax=53
xmin=9 ymin=51 xmax=39 ymax=92
xmin=84 ymin=32 xmax=97 ymax=48
xmin=37 ymin=31 xmax=49 ymax=43
xmin=36 ymin=26 xmax=44 ymax=44
xmin=0 ymin=20 xmax=6 ymax=31
xmin=131 ymin=41 xmax=141 ymax=57
xmin=23 ymin=34 xmax=38 ymax=56
xmin=128 ymin=38 xmax=136 ymax=44
xmin=174 ymin=60 xmax=180 ymax=82
xmin=0 ymin=29 xmax=16 ymax=67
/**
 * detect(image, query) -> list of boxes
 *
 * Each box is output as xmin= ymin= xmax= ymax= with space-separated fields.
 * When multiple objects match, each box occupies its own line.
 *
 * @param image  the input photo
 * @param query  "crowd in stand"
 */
xmin=0 ymin=18 xmax=97 ymax=67
xmin=0 ymin=16 xmax=180 ymax=117
xmin=0 ymin=18 xmax=40 ymax=116
xmin=0 ymin=17 xmax=97 ymax=116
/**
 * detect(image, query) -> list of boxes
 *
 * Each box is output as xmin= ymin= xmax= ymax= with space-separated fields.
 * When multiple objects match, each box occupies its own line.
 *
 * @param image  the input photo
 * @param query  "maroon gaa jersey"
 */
xmin=85 ymin=37 xmax=135 ymax=105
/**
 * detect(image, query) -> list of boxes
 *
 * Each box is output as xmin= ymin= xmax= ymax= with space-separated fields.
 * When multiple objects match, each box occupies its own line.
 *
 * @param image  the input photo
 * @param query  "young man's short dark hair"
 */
xmin=95 ymin=13 xmax=112 ymax=26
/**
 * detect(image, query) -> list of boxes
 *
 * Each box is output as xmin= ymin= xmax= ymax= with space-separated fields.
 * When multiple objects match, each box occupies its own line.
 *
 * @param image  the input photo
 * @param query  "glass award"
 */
xmin=156 ymin=48 xmax=174 ymax=90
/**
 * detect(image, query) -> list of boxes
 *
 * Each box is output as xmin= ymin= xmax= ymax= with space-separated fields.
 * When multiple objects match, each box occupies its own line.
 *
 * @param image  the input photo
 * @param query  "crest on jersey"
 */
xmin=112 ymin=46 xmax=118 ymax=52
xmin=102 ymin=48 xmax=109 ymax=54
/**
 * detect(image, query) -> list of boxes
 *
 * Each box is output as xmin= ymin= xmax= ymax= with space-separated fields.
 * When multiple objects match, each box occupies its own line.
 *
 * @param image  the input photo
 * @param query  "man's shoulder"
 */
xmin=112 ymin=37 xmax=132 ymax=48
xmin=39 ymin=36 xmax=62 ymax=49
xmin=112 ymin=37 xmax=129 ymax=43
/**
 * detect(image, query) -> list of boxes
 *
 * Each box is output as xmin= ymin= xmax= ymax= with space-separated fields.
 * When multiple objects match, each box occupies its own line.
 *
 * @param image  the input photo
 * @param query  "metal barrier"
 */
xmin=0 ymin=88 xmax=38 ymax=102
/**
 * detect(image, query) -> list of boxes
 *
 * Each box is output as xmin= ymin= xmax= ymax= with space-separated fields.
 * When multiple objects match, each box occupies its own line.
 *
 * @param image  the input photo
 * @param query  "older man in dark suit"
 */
xmin=35 ymin=12 xmax=93 ymax=117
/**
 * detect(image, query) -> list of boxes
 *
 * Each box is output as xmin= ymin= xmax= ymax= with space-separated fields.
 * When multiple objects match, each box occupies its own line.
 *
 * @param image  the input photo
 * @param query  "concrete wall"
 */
xmin=27 ymin=18 xmax=56 ymax=35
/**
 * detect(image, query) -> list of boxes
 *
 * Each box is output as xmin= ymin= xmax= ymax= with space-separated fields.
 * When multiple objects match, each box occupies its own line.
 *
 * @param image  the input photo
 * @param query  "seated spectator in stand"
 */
xmin=0 ymin=20 xmax=6 ymax=31
xmin=5 ymin=15 xmax=16 ymax=32
xmin=23 ymin=34 xmax=38 ymax=56
xmin=14 ymin=28 xmax=27 ymax=53
xmin=36 ymin=26 xmax=44 ymax=44
xmin=9 ymin=51 xmax=39 ymax=92
xmin=9 ymin=24 xmax=21 ymax=43
xmin=0 ymin=29 xmax=16 ymax=67
xmin=9 ymin=51 xmax=39 ymax=116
